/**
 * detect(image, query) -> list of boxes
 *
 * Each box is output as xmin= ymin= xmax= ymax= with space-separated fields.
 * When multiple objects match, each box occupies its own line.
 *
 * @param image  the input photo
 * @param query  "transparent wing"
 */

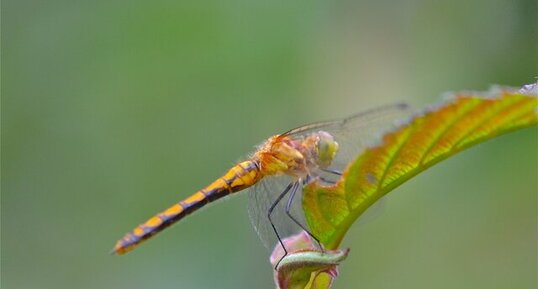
xmin=248 ymin=103 xmax=413 ymax=249
xmin=247 ymin=175 xmax=306 ymax=249
xmin=285 ymin=103 xmax=412 ymax=174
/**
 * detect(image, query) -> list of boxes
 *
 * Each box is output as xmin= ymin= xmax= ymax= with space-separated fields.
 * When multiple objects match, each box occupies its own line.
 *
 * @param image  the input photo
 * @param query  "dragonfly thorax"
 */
xmin=255 ymin=131 xmax=339 ymax=178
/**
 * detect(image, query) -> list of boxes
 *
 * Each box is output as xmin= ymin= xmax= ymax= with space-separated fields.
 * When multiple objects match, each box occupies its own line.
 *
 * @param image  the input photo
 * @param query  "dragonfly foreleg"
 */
xmin=319 ymin=176 xmax=336 ymax=185
xmin=321 ymin=168 xmax=342 ymax=176
xmin=285 ymin=180 xmax=324 ymax=252
xmin=303 ymin=174 xmax=335 ymax=185
xmin=267 ymin=182 xmax=294 ymax=270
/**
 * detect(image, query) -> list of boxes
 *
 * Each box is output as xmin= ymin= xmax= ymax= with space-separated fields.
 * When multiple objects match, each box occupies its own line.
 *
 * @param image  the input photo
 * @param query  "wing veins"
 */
xmin=281 ymin=103 xmax=409 ymax=136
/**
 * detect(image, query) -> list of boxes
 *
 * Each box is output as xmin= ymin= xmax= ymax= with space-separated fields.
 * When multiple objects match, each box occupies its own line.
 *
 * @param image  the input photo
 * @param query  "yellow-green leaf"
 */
xmin=303 ymin=88 xmax=538 ymax=250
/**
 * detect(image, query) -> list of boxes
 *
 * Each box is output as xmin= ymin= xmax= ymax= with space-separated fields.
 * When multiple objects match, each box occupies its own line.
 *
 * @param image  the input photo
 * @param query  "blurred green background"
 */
xmin=2 ymin=0 xmax=536 ymax=288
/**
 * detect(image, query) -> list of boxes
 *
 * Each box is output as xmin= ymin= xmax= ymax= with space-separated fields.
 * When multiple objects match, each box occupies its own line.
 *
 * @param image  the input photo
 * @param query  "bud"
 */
xmin=270 ymin=231 xmax=349 ymax=289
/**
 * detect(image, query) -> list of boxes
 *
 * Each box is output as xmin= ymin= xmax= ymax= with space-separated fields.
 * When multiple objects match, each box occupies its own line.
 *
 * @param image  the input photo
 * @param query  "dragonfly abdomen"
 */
xmin=113 ymin=160 xmax=261 ymax=254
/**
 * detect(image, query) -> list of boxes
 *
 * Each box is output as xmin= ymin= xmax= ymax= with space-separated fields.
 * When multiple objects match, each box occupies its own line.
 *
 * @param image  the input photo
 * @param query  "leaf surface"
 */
xmin=303 ymin=89 xmax=538 ymax=249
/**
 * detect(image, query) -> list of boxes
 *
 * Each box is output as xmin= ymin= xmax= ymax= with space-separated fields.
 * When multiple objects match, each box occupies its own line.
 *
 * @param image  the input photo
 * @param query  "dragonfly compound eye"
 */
xmin=315 ymin=131 xmax=339 ymax=168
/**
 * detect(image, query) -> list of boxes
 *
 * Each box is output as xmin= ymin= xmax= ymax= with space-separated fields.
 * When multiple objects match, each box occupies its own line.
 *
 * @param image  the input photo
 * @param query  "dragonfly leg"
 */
xmin=268 ymin=182 xmax=294 ymax=270
xmin=285 ymin=180 xmax=325 ymax=253
xmin=321 ymin=168 xmax=342 ymax=176
xmin=304 ymin=174 xmax=335 ymax=185
xmin=319 ymin=176 xmax=336 ymax=185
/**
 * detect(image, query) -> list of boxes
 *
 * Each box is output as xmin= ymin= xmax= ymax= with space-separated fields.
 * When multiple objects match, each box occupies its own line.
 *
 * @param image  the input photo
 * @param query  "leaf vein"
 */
xmin=451 ymin=97 xmax=528 ymax=151
xmin=376 ymin=126 xmax=416 ymax=191
xmin=418 ymin=102 xmax=479 ymax=166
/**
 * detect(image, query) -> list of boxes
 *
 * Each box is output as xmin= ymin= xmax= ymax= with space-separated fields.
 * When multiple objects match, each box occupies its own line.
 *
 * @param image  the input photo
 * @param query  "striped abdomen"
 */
xmin=112 ymin=160 xmax=261 ymax=254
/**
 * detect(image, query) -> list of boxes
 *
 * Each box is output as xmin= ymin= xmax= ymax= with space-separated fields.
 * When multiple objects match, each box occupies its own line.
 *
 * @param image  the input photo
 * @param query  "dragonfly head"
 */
xmin=315 ymin=131 xmax=339 ymax=168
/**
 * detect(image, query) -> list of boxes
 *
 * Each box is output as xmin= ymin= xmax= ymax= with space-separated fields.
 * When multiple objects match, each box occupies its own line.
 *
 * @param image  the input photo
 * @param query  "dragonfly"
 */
xmin=112 ymin=103 xmax=410 ymax=263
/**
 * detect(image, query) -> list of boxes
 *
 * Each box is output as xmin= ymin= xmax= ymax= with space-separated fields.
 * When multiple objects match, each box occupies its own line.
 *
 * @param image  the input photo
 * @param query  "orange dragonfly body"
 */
xmin=112 ymin=104 xmax=408 ymax=255
xmin=113 ymin=132 xmax=338 ymax=254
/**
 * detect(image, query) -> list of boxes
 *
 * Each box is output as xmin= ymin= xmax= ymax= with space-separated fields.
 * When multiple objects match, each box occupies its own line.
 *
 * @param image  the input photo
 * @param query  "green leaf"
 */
xmin=303 ymin=87 xmax=538 ymax=250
